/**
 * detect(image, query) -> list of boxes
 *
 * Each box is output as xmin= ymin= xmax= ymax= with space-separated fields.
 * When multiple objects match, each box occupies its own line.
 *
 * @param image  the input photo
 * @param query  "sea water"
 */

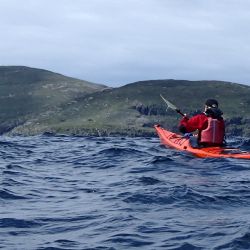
xmin=1 ymin=135 xmax=250 ymax=250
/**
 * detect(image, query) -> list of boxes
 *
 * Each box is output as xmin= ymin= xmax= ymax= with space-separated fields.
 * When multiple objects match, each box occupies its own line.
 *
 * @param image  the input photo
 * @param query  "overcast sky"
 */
xmin=1 ymin=0 xmax=250 ymax=86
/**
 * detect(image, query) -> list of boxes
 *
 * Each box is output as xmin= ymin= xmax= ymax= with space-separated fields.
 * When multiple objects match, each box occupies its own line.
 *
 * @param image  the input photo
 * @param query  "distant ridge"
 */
xmin=0 ymin=66 xmax=249 ymax=137
xmin=0 ymin=66 xmax=107 ymax=134
xmin=0 ymin=65 xmax=106 ymax=89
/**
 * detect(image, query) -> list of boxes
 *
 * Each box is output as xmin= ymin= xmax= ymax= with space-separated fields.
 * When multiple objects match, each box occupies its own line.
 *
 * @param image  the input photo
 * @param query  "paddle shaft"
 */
xmin=176 ymin=109 xmax=185 ymax=117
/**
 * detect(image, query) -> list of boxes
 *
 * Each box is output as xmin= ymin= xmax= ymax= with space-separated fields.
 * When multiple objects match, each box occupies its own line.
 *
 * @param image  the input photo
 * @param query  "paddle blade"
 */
xmin=160 ymin=94 xmax=185 ymax=117
xmin=160 ymin=94 xmax=178 ymax=110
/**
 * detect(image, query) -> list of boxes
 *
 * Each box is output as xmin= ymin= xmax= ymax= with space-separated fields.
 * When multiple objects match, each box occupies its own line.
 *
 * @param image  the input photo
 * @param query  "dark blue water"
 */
xmin=1 ymin=135 xmax=250 ymax=250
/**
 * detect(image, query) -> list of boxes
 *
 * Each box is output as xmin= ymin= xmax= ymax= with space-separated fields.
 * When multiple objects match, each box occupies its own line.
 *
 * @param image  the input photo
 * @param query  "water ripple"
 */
xmin=0 ymin=135 xmax=250 ymax=249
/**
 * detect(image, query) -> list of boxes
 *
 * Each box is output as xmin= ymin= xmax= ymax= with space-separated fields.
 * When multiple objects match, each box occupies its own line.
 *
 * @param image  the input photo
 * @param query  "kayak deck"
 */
xmin=155 ymin=125 xmax=250 ymax=159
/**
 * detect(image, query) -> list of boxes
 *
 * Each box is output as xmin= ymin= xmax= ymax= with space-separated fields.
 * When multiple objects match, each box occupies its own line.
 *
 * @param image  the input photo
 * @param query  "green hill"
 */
xmin=6 ymin=76 xmax=250 ymax=137
xmin=0 ymin=66 xmax=107 ymax=133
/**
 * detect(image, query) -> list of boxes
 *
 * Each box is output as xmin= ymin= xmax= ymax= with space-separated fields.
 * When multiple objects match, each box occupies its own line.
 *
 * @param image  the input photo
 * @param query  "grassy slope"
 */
xmin=11 ymin=79 xmax=250 ymax=136
xmin=0 ymin=66 xmax=107 ymax=133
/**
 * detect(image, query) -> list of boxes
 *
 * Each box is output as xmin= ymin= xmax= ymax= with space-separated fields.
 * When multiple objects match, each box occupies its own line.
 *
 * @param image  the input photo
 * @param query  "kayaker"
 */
xmin=179 ymin=99 xmax=225 ymax=147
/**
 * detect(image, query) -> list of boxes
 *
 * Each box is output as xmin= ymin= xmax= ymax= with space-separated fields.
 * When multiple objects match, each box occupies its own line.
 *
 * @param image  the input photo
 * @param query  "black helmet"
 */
xmin=205 ymin=99 xmax=218 ymax=108
xmin=205 ymin=99 xmax=223 ymax=118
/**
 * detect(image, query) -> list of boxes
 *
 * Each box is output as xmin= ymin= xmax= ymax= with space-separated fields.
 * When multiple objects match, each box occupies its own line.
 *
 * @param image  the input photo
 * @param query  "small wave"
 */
xmin=84 ymin=247 xmax=116 ymax=250
xmin=38 ymin=214 xmax=102 ymax=223
xmin=215 ymin=231 xmax=250 ymax=249
xmin=5 ymin=164 xmax=26 ymax=170
xmin=122 ymin=186 xmax=225 ymax=208
xmin=2 ymin=164 xmax=30 ymax=177
xmin=55 ymin=240 xmax=79 ymax=246
xmin=0 ymin=141 xmax=17 ymax=147
xmin=39 ymin=245 xmax=116 ymax=250
xmin=82 ymin=158 xmax=117 ymax=169
xmin=215 ymin=162 xmax=250 ymax=171
xmin=77 ymin=187 xmax=99 ymax=193
xmin=160 ymin=242 xmax=203 ymax=250
xmin=0 ymin=189 xmax=27 ymax=200
xmin=2 ymin=170 xmax=24 ymax=176
xmin=2 ymin=178 xmax=26 ymax=187
xmin=122 ymin=192 xmax=175 ymax=205
xmin=138 ymin=176 xmax=161 ymax=185
xmin=150 ymin=155 xmax=174 ymax=163
xmin=0 ymin=139 xmax=36 ymax=150
xmin=105 ymin=233 xmax=154 ymax=247
xmin=0 ymin=218 xmax=42 ymax=228
xmin=95 ymin=147 xmax=146 ymax=157
xmin=37 ymin=247 xmax=68 ymax=250
xmin=214 ymin=190 xmax=250 ymax=206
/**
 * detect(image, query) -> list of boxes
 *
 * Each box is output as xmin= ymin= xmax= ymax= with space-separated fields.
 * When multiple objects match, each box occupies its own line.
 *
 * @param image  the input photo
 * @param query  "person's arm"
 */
xmin=179 ymin=116 xmax=189 ymax=133
xmin=179 ymin=115 xmax=204 ymax=133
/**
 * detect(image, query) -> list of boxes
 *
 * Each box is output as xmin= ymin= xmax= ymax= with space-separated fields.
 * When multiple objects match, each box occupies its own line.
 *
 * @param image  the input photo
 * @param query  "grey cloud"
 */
xmin=0 ymin=0 xmax=250 ymax=86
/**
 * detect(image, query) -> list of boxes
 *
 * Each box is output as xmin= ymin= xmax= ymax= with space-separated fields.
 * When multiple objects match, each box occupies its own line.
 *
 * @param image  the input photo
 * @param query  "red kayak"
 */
xmin=155 ymin=124 xmax=250 ymax=159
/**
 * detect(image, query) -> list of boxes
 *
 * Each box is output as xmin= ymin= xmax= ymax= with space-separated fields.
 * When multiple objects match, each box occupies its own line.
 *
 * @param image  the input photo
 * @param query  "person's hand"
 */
xmin=184 ymin=133 xmax=193 ymax=138
xmin=181 ymin=114 xmax=189 ymax=121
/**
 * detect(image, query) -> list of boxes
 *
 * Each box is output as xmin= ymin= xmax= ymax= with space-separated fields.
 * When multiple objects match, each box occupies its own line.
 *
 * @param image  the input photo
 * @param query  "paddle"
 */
xmin=160 ymin=94 xmax=185 ymax=117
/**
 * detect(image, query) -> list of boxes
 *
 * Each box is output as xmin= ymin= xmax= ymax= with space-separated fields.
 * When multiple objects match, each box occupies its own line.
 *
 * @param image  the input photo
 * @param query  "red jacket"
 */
xmin=179 ymin=113 xmax=225 ymax=144
xmin=179 ymin=113 xmax=209 ymax=132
